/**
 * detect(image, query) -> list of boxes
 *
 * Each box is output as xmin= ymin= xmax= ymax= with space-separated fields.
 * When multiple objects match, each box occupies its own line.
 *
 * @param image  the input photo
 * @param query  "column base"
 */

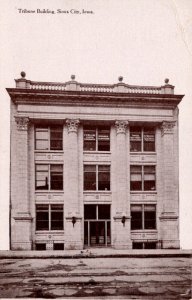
xmin=64 ymin=218 xmax=83 ymax=250
xmin=113 ymin=217 xmax=132 ymax=249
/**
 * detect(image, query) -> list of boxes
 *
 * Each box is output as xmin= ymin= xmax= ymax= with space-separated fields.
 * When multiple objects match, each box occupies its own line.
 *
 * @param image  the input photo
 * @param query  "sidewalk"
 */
xmin=0 ymin=248 xmax=191 ymax=259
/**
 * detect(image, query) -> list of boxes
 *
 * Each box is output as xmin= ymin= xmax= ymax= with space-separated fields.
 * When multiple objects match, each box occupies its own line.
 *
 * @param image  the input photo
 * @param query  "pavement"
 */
xmin=0 ymin=249 xmax=191 ymax=299
xmin=0 ymin=248 xmax=191 ymax=259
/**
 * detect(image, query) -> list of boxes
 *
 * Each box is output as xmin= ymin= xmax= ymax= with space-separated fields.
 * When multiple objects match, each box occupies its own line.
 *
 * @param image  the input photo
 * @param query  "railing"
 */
xmin=15 ymin=78 xmax=173 ymax=94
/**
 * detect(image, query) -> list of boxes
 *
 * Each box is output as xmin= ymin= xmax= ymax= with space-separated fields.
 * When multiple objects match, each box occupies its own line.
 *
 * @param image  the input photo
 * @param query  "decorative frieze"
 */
xmin=115 ymin=120 xmax=128 ymax=134
xmin=66 ymin=119 xmax=80 ymax=133
xmin=15 ymin=116 xmax=29 ymax=131
xmin=161 ymin=121 xmax=176 ymax=136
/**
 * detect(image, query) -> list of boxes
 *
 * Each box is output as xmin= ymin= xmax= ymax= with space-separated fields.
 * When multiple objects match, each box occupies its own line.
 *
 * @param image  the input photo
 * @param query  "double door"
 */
xmin=84 ymin=204 xmax=111 ymax=247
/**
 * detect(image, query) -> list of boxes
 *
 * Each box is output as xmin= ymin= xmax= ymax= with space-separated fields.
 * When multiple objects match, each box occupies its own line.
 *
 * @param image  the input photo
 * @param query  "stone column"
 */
xmin=11 ymin=116 xmax=32 ymax=250
xmin=113 ymin=120 xmax=131 ymax=249
xmin=64 ymin=119 xmax=82 ymax=249
xmin=160 ymin=121 xmax=179 ymax=248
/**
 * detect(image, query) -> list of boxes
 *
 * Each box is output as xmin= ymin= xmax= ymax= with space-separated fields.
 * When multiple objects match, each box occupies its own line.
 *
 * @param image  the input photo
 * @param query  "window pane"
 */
xmin=132 ymin=242 xmax=143 ymax=249
xmin=53 ymin=243 xmax=64 ymax=250
xmin=36 ymin=205 xmax=49 ymax=231
xmin=35 ymin=165 xmax=49 ymax=190
xmin=50 ymin=165 xmax=63 ymax=190
xmin=84 ymin=205 xmax=97 ymax=219
xmin=50 ymin=126 xmax=63 ymax=150
xmin=98 ymin=205 xmax=110 ymax=219
xmin=84 ymin=165 xmax=96 ymax=190
xmin=98 ymin=128 xmax=110 ymax=151
xmin=84 ymin=129 xmax=96 ymax=151
xmin=130 ymin=166 xmax=142 ymax=191
xmin=144 ymin=128 xmax=155 ymax=152
xmin=98 ymin=165 xmax=110 ymax=190
xmin=35 ymin=128 xmax=49 ymax=150
xmin=144 ymin=211 xmax=156 ymax=229
xmin=131 ymin=211 xmax=142 ymax=230
xmin=130 ymin=127 xmax=142 ymax=152
xmin=144 ymin=242 xmax=156 ymax=249
xmin=36 ymin=243 xmax=46 ymax=250
xmin=51 ymin=205 xmax=63 ymax=230
xmin=84 ymin=221 xmax=88 ymax=245
xmin=144 ymin=166 xmax=156 ymax=191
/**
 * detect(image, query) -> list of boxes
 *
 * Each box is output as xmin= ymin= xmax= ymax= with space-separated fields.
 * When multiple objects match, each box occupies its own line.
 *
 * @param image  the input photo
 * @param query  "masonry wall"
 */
xmin=10 ymin=100 xmax=180 ymax=250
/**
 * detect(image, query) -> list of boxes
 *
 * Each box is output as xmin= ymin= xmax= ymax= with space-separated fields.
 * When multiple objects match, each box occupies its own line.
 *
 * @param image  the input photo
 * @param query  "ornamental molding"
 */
xmin=161 ymin=121 xmax=176 ymax=136
xmin=66 ymin=119 xmax=80 ymax=133
xmin=14 ymin=116 xmax=29 ymax=131
xmin=115 ymin=120 xmax=129 ymax=134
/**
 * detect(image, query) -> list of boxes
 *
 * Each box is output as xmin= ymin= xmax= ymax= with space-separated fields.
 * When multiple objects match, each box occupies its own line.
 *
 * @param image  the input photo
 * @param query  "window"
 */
xmin=132 ymin=242 xmax=156 ymax=249
xmin=130 ymin=165 xmax=156 ymax=191
xmin=83 ymin=126 xmax=110 ymax=151
xmin=84 ymin=204 xmax=111 ymax=220
xmin=53 ymin=243 xmax=64 ymax=250
xmin=36 ymin=243 xmax=46 ymax=250
xmin=84 ymin=165 xmax=110 ymax=191
xmin=35 ymin=164 xmax=63 ymax=190
xmin=130 ymin=127 xmax=155 ymax=152
xmin=36 ymin=204 xmax=64 ymax=231
xmin=131 ymin=204 xmax=156 ymax=230
xmin=35 ymin=126 xmax=63 ymax=150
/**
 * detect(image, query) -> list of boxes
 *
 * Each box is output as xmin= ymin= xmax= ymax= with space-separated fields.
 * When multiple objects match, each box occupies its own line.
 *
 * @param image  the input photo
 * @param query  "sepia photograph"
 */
xmin=0 ymin=0 xmax=191 ymax=299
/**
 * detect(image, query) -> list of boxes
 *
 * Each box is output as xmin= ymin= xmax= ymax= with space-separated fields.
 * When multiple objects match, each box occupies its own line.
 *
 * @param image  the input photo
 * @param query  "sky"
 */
xmin=0 ymin=0 xmax=192 ymax=249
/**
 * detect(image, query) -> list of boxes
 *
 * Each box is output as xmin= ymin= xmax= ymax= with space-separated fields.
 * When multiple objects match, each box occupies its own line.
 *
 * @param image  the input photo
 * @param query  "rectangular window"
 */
xmin=35 ymin=164 xmax=63 ymax=191
xmin=84 ymin=165 xmax=110 ymax=191
xmin=131 ymin=204 xmax=156 ymax=230
xmin=36 ymin=204 xmax=63 ymax=231
xmin=83 ymin=126 xmax=110 ymax=151
xmin=130 ymin=165 xmax=156 ymax=191
xmin=53 ymin=243 xmax=64 ymax=250
xmin=132 ymin=242 xmax=156 ymax=249
xmin=36 ymin=243 xmax=46 ymax=250
xmin=130 ymin=127 xmax=155 ymax=152
xmin=35 ymin=126 xmax=63 ymax=150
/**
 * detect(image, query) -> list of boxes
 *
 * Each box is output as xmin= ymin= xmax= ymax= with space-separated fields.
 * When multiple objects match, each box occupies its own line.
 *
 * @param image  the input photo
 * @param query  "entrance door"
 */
xmin=84 ymin=204 xmax=111 ymax=247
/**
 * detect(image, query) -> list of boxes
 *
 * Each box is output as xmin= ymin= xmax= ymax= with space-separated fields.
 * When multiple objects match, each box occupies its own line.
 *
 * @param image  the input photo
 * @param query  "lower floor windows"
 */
xmin=131 ymin=204 xmax=156 ymax=230
xmin=36 ymin=204 xmax=64 ymax=231
xmin=36 ymin=243 xmax=46 ymax=250
xmin=132 ymin=242 xmax=157 ymax=249
xmin=53 ymin=243 xmax=64 ymax=250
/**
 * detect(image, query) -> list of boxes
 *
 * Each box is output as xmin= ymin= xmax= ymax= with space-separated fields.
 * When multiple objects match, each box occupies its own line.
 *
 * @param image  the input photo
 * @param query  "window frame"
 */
xmin=83 ymin=164 xmax=111 ymax=191
xmin=35 ymin=164 xmax=63 ymax=191
xmin=83 ymin=126 xmax=110 ymax=152
xmin=130 ymin=165 xmax=156 ymax=191
xmin=36 ymin=204 xmax=64 ymax=232
xmin=130 ymin=126 xmax=155 ymax=153
xmin=35 ymin=125 xmax=63 ymax=151
xmin=131 ymin=204 xmax=156 ymax=231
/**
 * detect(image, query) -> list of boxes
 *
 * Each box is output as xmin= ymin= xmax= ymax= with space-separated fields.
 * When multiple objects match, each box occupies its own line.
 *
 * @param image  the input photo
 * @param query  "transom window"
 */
xmin=84 ymin=165 xmax=110 ymax=191
xmin=130 ymin=165 xmax=156 ymax=191
xmin=35 ymin=164 xmax=63 ymax=190
xmin=83 ymin=126 xmax=110 ymax=151
xmin=35 ymin=126 xmax=63 ymax=150
xmin=131 ymin=204 xmax=156 ymax=230
xmin=36 ymin=204 xmax=64 ymax=231
xmin=130 ymin=127 xmax=155 ymax=152
xmin=84 ymin=204 xmax=111 ymax=220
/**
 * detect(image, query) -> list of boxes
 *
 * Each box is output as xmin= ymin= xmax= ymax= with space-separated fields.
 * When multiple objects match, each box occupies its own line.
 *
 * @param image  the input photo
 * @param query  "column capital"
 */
xmin=66 ymin=119 xmax=80 ymax=133
xmin=15 ymin=116 xmax=29 ymax=131
xmin=161 ymin=121 xmax=176 ymax=136
xmin=115 ymin=120 xmax=129 ymax=134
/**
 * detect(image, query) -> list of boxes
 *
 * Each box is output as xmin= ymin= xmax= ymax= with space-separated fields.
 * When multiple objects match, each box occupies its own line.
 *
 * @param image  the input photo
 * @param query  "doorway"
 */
xmin=84 ymin=204 xmax=111 ymax=247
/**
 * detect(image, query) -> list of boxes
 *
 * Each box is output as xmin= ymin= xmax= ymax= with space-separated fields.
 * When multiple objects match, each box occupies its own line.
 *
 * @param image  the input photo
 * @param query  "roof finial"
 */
xmin=21 ymin=71 xmax=26 ymax=78
xmin=118 ymin=76 xmax=123 ymax=82
xmin=164 ymin=78 xmax=169 ymax=84
xmin=71 ymin=75 xmax=75 ymax=81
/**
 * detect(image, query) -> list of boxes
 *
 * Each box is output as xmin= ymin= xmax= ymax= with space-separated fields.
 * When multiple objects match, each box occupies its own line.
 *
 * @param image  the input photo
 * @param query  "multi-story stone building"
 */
xmin=7 ymin=72 xmax=184 ymax=250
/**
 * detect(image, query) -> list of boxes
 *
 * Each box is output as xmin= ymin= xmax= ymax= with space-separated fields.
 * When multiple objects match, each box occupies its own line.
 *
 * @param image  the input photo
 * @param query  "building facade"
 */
xmin=7 ymin=73 xmax=184 ymax=250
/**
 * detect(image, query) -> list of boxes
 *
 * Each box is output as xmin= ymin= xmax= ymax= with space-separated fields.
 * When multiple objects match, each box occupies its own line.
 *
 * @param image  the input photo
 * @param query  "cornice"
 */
xmin=6 ymin=88 xmax=184 ymax=108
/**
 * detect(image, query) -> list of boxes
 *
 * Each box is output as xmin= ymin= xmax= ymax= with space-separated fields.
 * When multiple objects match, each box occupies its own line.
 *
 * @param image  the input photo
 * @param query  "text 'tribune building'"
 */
xmin=7 ymin=73 xmax=184 ymax=250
